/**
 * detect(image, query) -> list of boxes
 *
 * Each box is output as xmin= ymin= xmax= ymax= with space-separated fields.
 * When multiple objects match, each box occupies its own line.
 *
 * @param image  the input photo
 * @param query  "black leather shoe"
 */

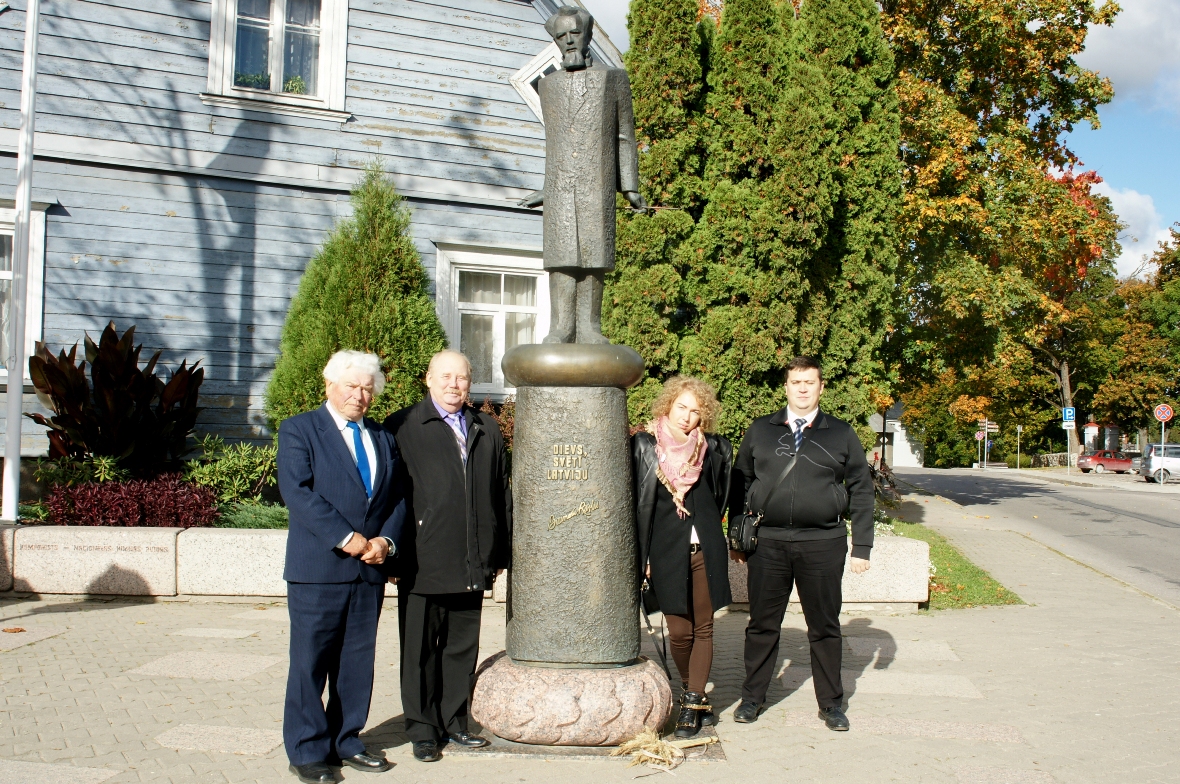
xmin=733 ymin=700 xmax=762 ymax=723
xmin=289 ymin=762 xmax=335 ymax=783
xmin=447 ymin=731 xmax=490 ymax=748
xmin=412 ymin=741 xmax=441 ymax=762
xmin=340 ymin=751 xmax=394 ymax=772
xmin=819 ymin=705 xmax=850 ymax=731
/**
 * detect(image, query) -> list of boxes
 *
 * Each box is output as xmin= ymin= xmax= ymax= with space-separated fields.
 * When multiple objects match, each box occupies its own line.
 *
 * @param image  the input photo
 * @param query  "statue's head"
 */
xmin=545 ymin=6 xmax=594 ymax=71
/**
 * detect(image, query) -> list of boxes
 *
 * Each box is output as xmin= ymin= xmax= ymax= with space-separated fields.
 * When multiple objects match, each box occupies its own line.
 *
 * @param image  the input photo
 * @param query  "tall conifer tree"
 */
xmin=605 ymin=0 xmax=708 ymax=421
xmin=265 ymin=163 xmax=447 ymax=425
xmin=795 ymin=0 xmax=901 ymax=430
xmin=610 ymin=0 xmax=900 ymax=443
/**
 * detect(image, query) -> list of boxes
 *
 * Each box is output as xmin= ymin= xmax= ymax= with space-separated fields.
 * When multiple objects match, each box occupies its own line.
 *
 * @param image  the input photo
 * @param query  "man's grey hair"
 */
xmin=323 ymin=350 xmax=386 ymax=395
xmin=545 ymin=5 xmax=594 ymax=39
xmin=426 ymin=349 xmax=472 ymax=377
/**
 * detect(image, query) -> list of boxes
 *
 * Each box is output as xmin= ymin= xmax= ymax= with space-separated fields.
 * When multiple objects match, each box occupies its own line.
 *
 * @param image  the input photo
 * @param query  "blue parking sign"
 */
xmin=1063 ymin=407 xmax=1076 ymax=422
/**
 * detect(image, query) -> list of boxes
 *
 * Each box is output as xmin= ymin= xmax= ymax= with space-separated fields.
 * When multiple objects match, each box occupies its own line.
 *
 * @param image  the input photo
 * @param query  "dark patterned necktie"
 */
xmin=794 ymin=418 xmax=806 ymax=452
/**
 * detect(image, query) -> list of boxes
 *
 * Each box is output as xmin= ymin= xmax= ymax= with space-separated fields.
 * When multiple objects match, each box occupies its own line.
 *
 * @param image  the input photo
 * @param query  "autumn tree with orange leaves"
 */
xmin=883 ymin=0 xmax=1125 ymax=462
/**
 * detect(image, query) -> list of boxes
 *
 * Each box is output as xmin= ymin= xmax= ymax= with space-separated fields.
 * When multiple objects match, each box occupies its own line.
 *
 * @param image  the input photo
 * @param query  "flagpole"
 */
xmin=3 ymin=0 xmax=42 ymax=522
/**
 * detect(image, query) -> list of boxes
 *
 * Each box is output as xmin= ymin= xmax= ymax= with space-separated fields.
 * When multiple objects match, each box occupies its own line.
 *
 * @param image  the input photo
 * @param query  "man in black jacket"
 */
xmin=384 ymin=350 xmax=512 ymax=762
xmin=728 ymin=356 xmax=873 ymax=731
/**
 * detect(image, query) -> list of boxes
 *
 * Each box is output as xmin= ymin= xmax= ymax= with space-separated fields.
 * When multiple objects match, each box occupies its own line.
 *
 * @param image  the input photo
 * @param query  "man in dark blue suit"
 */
xmin=278 ymin=350 xmax=405 ymax=783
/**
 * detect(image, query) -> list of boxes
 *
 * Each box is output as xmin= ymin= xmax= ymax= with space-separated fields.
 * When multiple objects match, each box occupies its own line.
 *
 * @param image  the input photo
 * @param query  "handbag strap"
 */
xmin=749 ymin=453 xmax=798 ymax=517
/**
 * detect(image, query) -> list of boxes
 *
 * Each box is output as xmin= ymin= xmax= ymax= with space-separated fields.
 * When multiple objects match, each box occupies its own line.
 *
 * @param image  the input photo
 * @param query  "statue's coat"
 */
xmin=537 ymin=61 xmax=640 ymax=272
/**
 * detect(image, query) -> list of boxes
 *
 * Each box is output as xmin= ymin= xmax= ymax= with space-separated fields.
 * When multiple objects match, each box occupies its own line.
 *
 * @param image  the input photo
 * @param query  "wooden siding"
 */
xmin=0 ymin=0 xmax=597 ymax=201
xmin=0 ymin=155 xmax=542 ymax=448
xmin=0 ymin=0 xmax=591 ymax=450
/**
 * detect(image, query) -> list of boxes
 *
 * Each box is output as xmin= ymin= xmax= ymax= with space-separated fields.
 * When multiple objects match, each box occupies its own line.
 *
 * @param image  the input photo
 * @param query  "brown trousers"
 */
xmin=664 ymin=550 xmax=714 ymax=694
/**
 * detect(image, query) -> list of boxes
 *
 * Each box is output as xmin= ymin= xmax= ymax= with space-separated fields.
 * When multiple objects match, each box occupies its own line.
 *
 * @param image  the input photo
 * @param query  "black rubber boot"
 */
xmin=675 ymin=692 xmax=708 ymax=738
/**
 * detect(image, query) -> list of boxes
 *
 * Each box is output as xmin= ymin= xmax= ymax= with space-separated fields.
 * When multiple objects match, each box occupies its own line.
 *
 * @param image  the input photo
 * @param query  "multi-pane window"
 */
xmin=0 ymin=234 xmax=12 ymax=366
xmin=233 ymin=0 xmax=321 ymax=96
xmin=0 ymin=206 xmax=48 ymax=381
xmin=205 ymin=0 xmax=346 ymax=119
xmin=456 ymin=270 xmax=540 ymax=388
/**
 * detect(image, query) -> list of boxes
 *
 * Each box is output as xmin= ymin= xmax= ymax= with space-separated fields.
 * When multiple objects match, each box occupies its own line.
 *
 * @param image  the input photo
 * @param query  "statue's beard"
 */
xmin=562 ymin=49 xmax=588 ymax=70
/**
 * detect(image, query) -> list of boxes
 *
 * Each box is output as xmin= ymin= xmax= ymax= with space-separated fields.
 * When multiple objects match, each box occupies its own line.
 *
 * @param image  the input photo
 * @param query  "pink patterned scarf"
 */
xmin=647 ymin=416 xmax=708 ymax=519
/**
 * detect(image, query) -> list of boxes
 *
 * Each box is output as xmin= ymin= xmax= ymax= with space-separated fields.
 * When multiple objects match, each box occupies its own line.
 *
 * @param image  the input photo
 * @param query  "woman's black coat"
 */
xmin=632 ymin=431 xmax=733 ymax=616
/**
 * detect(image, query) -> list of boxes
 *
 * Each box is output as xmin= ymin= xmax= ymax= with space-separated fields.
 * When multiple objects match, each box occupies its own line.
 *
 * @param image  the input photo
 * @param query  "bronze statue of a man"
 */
xmin=521 ymin=5 xmax=646 ymax=345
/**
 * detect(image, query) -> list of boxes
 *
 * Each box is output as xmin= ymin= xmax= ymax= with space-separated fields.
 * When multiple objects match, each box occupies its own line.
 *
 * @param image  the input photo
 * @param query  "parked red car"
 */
xmin=1077 ymin=450 xmax=1132 ymax=474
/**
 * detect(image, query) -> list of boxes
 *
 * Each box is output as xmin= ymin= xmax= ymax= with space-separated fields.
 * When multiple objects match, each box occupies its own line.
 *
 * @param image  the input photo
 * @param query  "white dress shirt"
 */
xmin=787 ymin=406 xmax=820 ymax=432
xmin=325 ymin=402 xmax=392 ymax=552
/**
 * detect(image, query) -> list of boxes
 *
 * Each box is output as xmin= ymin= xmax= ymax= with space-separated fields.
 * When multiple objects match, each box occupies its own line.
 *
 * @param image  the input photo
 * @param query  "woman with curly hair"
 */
xmin=631 ymin=376 xmax=733 ymax=738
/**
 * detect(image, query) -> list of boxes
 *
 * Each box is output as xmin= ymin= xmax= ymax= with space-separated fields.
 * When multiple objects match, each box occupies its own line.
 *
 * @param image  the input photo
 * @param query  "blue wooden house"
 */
xmin=0 ymin=0 xmax=624 ymax=451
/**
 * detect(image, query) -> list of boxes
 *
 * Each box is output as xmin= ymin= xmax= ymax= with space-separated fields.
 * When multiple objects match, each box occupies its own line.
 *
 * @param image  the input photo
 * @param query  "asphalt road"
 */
xmin=894 ymin=467 xmax=1180 ymax=607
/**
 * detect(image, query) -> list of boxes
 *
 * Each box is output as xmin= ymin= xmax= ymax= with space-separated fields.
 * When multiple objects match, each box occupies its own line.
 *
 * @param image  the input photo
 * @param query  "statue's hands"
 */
xmin=519 ymin=190 xmax=544 ymax=208
xmin=624 ymin=191 xmax=647 ymax=212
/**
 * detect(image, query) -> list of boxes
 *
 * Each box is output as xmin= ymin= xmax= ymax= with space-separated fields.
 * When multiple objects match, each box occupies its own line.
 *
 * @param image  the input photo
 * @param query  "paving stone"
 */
xmin=0 ymin=625 xmax=66 ymax=651
xmin=0 ymin=758 xmax=119 ymax=783
xmin=781 ymin=666 xmax=984 ymax=698
xmin=779 ymin=710 xmax=1023 ymax=742
xmin=229 ymin=609 xmax=287 ymax=623
xmin=168 ymin=628 xmax=257 ymax=639
xmin=956 ymin=767 xmax=1057 ymax=783
xmin=153 ymin=724 xmax=284 ymax=755
xmin=127 ymin=652 xmax=281 ymax=681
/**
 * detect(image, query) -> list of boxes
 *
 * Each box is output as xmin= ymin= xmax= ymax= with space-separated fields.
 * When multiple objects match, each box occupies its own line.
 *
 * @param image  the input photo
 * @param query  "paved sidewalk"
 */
xmin=2 ymin=497 xmax=1179 ymax=783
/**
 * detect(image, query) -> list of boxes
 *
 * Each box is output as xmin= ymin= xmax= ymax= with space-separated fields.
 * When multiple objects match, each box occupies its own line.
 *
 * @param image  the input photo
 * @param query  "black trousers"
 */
xmin=397 ymin=590 xmax=484 ymax=743
xmin=284 ymin=580 xmax=384 ymax=765
xmin=742 ymin=536 xmax=847 ymax=708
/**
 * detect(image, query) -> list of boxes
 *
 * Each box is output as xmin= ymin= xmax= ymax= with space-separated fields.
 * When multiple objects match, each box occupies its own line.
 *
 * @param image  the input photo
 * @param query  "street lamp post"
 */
xmin=2 ymin=0 xmax=42 ymax=522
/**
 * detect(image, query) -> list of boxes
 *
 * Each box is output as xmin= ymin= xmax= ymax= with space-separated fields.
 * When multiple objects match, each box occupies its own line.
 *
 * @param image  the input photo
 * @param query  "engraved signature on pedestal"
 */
xmin=548 ymin=500 xmax=600 ymax=531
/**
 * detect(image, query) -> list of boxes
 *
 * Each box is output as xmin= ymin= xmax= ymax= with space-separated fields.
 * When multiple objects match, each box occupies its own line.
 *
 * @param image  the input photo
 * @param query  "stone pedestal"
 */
xmin=471 ymin=652 xmax=672 ymax=745
xmin=470 ymin=343 xmax=671 ymax=745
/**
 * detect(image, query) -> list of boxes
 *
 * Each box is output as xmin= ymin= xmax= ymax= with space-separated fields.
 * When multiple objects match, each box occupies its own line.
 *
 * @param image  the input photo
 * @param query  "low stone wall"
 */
xmin=177 ymin=528 xmax=288 ymax=597
xmin=13 ymin=526 xmax=180 ymax=595
xmin=0 ymin=525 xmax=14 ymax=592
xmin=6 ymin=526 xmax=402 ymax=597
xmin=728 ymin=536 xmax=930 ymax=605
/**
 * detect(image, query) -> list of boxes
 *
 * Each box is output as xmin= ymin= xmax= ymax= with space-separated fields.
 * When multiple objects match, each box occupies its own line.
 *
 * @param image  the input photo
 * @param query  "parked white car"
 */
xmin=1139 ymin=443 xmax=1180 ymax=483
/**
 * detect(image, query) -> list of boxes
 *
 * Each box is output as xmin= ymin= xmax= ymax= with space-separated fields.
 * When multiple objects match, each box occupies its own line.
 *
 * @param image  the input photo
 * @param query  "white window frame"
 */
xmin=203 ymin=0 xmax=351 ymax=122
xmin=0 ymin=203 xmax=47 ymax=383
xmin=510 ymin=43 xmax=562 ymax=124
xmin=434 ymin=245 xmax=548 ymax=399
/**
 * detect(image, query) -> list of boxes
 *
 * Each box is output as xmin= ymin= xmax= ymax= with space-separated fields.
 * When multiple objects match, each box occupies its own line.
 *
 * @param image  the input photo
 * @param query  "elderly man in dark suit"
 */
xmin=278 ymin=350 xmax=405 ymax=784
xmin=385 ymin=349 xmax=512 ymax=762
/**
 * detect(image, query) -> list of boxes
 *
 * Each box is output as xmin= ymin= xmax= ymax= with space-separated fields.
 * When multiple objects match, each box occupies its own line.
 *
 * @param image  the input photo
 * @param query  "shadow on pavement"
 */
xmin=708 ymin=607 xmax=897 ymax=714
xmin=361 ymin=712 xmax=410 ymax=755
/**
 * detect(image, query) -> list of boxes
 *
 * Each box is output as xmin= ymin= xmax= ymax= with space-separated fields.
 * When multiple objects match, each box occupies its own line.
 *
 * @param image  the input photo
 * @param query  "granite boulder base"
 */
xmin=471 ymin=652 xmax=672 ymax=746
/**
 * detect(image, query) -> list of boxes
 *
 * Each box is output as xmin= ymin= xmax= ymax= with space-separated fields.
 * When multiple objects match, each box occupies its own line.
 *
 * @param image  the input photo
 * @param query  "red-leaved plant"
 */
xmin=44 ymin=475 xmax=218 ymax=528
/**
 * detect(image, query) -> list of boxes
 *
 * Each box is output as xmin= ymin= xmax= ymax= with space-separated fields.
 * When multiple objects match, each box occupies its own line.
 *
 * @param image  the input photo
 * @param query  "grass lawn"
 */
xmin=891 ymin=520 xmax=1024 ymax=610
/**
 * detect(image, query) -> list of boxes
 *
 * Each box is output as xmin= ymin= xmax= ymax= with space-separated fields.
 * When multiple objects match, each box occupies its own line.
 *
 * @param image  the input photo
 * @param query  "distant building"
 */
xmin=868 ymin=403 xmax=923 ymax=468
xmin=0 ymin=0 xmax=623 ymax=452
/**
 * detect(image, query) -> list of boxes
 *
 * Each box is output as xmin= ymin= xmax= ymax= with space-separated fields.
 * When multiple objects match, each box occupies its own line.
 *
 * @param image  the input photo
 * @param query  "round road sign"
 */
xmin=975 ymin=431 xmax=985 ymax=441
xmin=1156 ymin=404 xmax=1174 ymax=423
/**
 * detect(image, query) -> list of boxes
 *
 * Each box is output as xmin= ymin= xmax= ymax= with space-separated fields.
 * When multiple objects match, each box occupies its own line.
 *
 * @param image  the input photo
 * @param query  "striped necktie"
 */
xmin=445 ymin=412 xmax=468 ymax=463
xmin=794 ymin=418 xmax=806 ymax=452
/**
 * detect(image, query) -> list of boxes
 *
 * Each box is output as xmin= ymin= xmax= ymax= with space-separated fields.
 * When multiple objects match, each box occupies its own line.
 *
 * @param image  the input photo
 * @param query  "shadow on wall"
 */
xmin=84 ymin=564 xmax=154 ymax=597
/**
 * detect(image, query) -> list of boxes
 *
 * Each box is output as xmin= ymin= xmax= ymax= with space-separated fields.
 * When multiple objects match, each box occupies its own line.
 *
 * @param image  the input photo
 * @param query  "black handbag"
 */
xmin=729 ymin=454 xmax=798 ymax=554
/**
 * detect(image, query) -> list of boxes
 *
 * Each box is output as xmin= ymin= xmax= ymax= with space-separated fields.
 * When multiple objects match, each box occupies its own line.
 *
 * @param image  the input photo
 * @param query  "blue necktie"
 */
xmin=794 ymin=418 xmax=806 ymax=453
xmin=346 ymin=421 xmax=373 ymax=498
